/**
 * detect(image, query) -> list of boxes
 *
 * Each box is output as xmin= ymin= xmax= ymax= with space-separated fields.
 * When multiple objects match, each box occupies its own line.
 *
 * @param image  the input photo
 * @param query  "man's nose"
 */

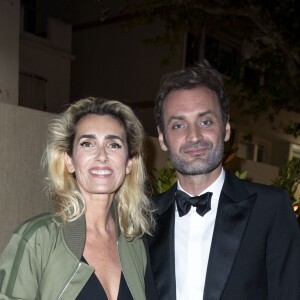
xmin=186 ymin=124 xmax=203 ymax=142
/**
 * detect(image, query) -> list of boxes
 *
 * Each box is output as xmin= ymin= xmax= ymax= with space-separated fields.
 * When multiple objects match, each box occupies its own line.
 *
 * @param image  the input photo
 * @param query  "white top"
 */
xmin=175 ymin=168 xmax=225 ymax=300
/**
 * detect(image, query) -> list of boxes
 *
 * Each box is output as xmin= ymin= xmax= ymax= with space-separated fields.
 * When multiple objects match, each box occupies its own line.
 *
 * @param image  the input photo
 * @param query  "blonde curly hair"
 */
xmin=43 ymin=97 xmax=154 ymax=238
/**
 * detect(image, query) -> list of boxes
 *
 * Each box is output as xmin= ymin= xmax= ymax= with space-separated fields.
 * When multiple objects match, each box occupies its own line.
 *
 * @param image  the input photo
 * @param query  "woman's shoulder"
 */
xmin=14 ymin=212 xmax=61 ymax=240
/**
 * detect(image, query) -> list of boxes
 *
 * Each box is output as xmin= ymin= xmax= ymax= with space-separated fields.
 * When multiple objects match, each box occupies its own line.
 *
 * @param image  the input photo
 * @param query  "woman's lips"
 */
xmin=89 ymin=168 xmax=113 ymax=175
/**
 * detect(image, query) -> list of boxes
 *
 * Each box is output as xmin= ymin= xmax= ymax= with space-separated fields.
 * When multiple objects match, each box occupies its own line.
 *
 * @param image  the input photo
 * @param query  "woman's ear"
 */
xmin=125 ymin=157 xmax=133 ymax=175
xmin=64 ymin=152 xmax=75 ymax=173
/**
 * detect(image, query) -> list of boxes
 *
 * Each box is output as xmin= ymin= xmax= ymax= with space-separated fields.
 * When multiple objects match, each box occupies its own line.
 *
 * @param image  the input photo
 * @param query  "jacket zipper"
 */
xmin=57 ymin=262 xmax=82 ymax=299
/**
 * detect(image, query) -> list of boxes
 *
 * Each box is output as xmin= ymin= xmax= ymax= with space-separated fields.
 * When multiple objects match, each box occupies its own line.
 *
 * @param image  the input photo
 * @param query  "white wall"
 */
xmin=0 ymin=0 xmax=20 ymax=105
xmin=19 ymin=18 xmax=74 ymax=112
xmin=231 ymin=102 xmax=300 ymax=170
xmin=231 ymin=106 xmax=300 ymax=145
xmin=0 ymin=103 xmax=53 ymax=252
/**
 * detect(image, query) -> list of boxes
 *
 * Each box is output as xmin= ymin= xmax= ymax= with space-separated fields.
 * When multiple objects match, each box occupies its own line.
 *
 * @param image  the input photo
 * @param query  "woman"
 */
xmin=0 ymin=97 xmax=154 ymax=299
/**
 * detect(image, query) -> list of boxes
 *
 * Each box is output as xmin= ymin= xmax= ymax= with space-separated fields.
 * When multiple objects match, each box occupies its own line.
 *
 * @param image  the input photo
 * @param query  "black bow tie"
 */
xmin=175 ymin=190 xmax=212 ymax=217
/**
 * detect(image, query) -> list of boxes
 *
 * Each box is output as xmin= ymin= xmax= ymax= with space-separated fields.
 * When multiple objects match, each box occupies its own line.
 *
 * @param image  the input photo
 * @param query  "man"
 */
xmin=147 ymin=61 xmax=300 ymax=300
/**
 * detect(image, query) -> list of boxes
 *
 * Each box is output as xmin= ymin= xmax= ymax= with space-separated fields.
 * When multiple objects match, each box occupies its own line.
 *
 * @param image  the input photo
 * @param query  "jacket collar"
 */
xmin=62 ymin=201 xmax=121 ymax=260
xmin=154 ymin=183 xmax=177 ymax=215
xmin=204 ymin=170 xmax=257 ymax=299
xmin=62 ymin=214 xmax=86 ymax=260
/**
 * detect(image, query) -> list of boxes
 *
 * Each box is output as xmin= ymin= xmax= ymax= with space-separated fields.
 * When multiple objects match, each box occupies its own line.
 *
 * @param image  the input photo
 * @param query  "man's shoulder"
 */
xmin=226 ymin=170 xmax=284 ymax=191
xmin=239 ymin=177 xmax=286 ymax=195
xmin=223 ymin=173 xmax=290 ymax=208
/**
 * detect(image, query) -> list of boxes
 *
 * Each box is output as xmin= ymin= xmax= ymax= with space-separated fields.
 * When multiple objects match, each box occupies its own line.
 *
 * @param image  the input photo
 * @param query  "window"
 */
xmin=237 ymin=137 xmax=271 ymax=164
xmin=205 ymin=35 xmax=240 ymax=77
xmin=289 ymin=144 xmax=300 ymax=160
xmin=19 ymin=72 xmax=47 ymax=111
xmin=185 ymin=32 xmax=241 ymax=77
xmin=21 ymin=0 xmax=47 ymax=37
xmin=22 ymin=0 xmax=36 ymax=34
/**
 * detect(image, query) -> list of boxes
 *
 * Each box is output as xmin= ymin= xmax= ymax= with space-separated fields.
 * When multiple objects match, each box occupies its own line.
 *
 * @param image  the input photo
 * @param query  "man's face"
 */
xmin=158 ymin=87 xmax=230 ymax=176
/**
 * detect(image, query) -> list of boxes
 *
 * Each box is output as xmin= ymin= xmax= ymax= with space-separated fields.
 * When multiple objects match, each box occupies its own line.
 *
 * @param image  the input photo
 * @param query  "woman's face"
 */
xmin=65 ymin=114 xmax=132 ymax=200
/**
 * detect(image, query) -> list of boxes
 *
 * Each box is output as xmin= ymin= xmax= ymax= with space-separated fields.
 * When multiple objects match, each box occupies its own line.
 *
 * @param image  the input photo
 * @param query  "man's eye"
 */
xmin=172 ymin=123 xmax=185 ymax=129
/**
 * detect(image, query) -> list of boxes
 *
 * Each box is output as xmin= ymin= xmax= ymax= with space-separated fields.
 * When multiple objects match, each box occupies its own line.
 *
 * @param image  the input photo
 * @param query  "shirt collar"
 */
xmin=176 ymin=168 xmax=225 ymax=212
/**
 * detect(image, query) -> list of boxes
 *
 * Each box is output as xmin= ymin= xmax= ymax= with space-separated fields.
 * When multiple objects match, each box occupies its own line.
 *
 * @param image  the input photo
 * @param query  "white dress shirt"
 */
xmin=175 ymin=168 xmax=225 ymax=300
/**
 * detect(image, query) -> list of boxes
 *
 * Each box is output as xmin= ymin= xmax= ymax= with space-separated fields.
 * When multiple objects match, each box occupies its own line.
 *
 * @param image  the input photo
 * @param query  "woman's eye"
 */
xmin=80 ymin=141 xmax=93 ymax=148
xmin=108 ymin=142 xmax=122 ymax=149
xmin=201 ymin=119 xmax=213 ymax=126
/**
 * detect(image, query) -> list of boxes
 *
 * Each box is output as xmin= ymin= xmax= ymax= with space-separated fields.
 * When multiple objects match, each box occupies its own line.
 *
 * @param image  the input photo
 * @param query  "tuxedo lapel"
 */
xmin=203 ymin=171 xmax=257 ymax=300
xmin=148 ymin=184 xmax=177 ymax=300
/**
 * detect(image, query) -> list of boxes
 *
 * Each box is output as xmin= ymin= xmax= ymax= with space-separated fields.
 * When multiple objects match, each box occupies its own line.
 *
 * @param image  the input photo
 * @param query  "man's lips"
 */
xmin=182 ymin=141 xmax=212 ymax=155
xmin=184 ymin=147 xmax=208 ymax=156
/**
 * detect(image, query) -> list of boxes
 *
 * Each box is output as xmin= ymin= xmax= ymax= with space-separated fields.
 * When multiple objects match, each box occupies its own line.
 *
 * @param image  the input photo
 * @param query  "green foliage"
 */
xmin=154 ymin=160 xmax=176 ymax=194
xmin=235 ymin=170 xmax=248 ymax=180
xmin=272 ymin=158 xmax=300 ymax=216
xmin=283 ymin=122 xmax=300 ymax=139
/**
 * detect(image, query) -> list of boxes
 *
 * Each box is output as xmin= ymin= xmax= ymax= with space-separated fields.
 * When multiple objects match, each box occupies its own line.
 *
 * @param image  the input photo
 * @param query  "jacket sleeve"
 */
xmin=0 ymin=233 xmax=40 ymax=299
xmin=266 ymin=189 xmax=300 ymax=300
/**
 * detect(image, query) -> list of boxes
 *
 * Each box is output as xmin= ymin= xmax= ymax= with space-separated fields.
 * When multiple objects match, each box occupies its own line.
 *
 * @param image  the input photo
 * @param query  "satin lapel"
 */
xmin=148 ymin=185 xmax=177 ymax=300
xmin=204 ymin=172 xmax=256 ymax=300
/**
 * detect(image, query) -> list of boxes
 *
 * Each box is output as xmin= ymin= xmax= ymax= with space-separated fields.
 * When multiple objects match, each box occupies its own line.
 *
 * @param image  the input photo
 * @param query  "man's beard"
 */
xmin=167 ymin=139 xmax=224 ymax=176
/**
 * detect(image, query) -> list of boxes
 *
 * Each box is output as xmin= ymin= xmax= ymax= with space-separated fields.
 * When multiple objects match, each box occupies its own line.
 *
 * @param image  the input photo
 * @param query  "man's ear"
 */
xmin=157 ymin=126 xmax=168 ymax=152
xmin=224 ymin=121 xmax=231 ymax=142
xmin=64 ymin=152 xmax=75 ymax=173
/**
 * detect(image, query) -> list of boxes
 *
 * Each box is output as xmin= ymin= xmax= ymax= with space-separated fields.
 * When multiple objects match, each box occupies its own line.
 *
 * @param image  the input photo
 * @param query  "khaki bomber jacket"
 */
xmin=0 ymin=213 xmax=147 ymax=299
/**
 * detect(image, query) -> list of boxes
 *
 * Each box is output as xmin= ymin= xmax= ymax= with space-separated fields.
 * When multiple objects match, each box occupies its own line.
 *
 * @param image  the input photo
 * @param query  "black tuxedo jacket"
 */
xmin=146 ymin=170 xmax=300 ymax=300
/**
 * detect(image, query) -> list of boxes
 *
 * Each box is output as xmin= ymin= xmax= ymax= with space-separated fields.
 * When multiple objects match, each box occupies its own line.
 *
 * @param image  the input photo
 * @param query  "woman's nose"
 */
xmin=96 ymin=146 xmax=108 ymax=163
